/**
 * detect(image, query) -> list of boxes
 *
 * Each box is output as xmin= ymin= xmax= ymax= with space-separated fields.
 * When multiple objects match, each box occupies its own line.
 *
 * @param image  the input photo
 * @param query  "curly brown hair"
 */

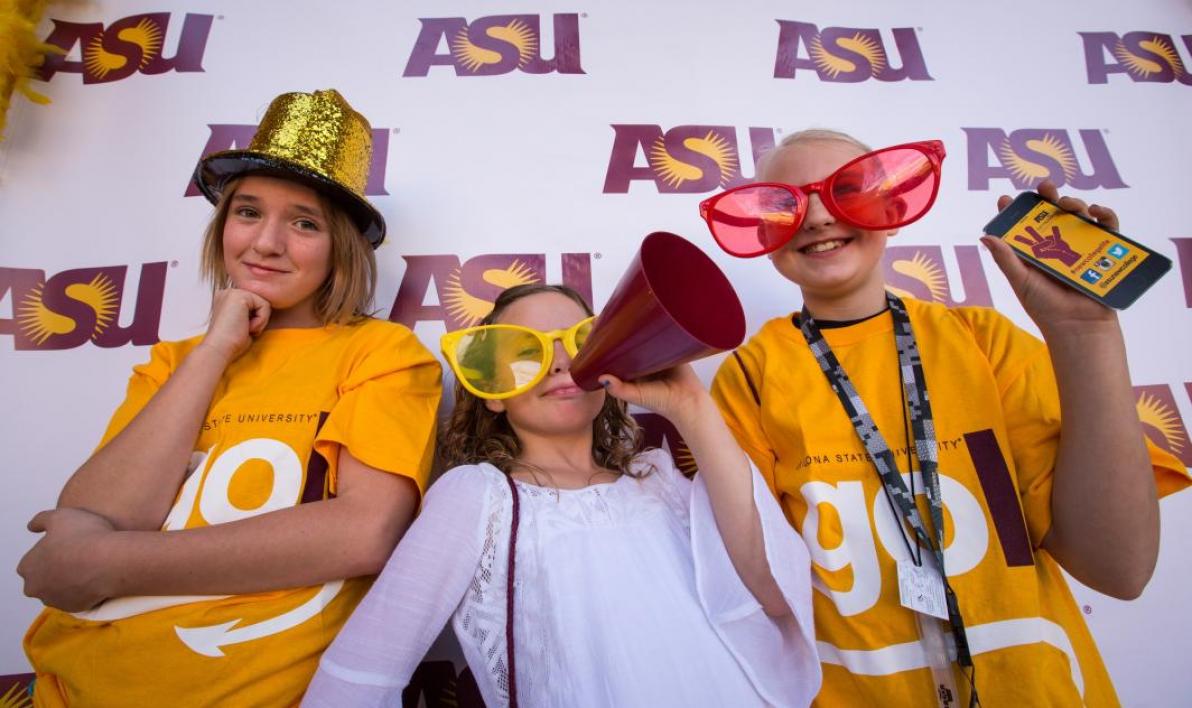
xmin=438 ymin=284 xmax=646 ymax=479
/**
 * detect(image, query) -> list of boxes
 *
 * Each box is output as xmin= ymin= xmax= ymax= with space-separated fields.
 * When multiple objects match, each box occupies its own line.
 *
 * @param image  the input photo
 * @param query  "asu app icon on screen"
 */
xmin=985 ymin=193 xmax=1171 ymax=309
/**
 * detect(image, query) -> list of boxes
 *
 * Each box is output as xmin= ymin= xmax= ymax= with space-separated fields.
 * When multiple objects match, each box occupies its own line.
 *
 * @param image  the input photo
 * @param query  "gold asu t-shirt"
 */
xmin=25 ymin=318 xmax=441 ymax=707
xmin=712 ymin=298 xmax=1188 ymax=707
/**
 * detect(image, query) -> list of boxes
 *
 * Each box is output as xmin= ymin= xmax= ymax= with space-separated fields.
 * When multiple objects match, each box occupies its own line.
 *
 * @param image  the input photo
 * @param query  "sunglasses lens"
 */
xmin=452 ymin=328 xmax=546 ymax=397
xmin=707 ymin=185 xmax=803 ymax=257
xmin=574 ymin=319 xmax=594 ymax=352
xmin=831 ymin=147 xmax=938 ymax=229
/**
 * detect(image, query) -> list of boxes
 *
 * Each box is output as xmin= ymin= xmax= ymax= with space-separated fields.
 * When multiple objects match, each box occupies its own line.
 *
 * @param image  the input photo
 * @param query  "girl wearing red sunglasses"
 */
xmin=707 ymin=130 xmax=1186 ymax=707
xmin=700 ymin=132 xmax=943 ymax=319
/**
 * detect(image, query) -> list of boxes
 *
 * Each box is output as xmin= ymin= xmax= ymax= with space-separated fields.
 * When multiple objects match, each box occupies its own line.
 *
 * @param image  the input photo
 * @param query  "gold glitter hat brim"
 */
xmin=193 ymin=89 xmax=384 ymax=248
xmin=194 ymin=151 xmax=385 ymax=247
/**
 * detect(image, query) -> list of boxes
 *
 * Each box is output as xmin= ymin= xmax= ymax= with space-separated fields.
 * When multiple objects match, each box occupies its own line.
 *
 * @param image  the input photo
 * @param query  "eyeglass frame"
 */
xmin=440 ymin=316 xmax=597 ymax=401
xmin=698 ymin=140 xmax=946 ymax=258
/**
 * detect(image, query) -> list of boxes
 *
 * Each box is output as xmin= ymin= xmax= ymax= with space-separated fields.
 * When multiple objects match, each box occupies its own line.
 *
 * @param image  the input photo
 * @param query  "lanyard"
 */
xmin=798 ymin=292 xmax=975 ymax=673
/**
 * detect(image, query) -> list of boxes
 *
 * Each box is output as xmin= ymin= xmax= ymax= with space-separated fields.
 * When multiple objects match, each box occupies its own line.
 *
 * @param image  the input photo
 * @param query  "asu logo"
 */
xmin=184 ymin=125 xmax=392 ymax=197
xmin=773 ymin=20 xmax=931 ymax=82
xmin=0 ymin=263 xmax=167 ymax=350
xmin=603 ymin=125 xmax=777 ymax=194
xmin=38 ymin=13 xmax=213 ymax=84
xmin=1172 ymin=238 xmax=1192 ymax=308
xmin=1080 ymin=32 xmax=1192 ymax=85
xmin=0 ymin=676 xmax=33 ymax=708
xmin=403 ymin=14 xmax=584 ymax=77
xmin=883 ymin=246 xmax=992 ymax=307
xmin=635 ymin=413 xmax=697 ymax=477
xmin=963 ymin=128 xmax=1127 ymax=191
xmin=388 ymin=253 xmax=594 ymax=331
xmin=1134 ymin=385 xmax=1192 ymax=467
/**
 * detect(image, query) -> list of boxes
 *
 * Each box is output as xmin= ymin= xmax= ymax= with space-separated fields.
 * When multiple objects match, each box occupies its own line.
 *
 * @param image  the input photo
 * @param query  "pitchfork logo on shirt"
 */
xmin=1134 ymin=385 xmax=1192 ymax=467
xmin=1080 ymin=31 xmax=1192 ymax=84
xmin=403 ymin=14 xmax=585 ymax=76
xmin=883 ymin=246 xmax=993 ymax=308
xmin=0 ymin=263 xmax=167 ymax=350
xmin=37 ymin=12 xmax=213 ymax=84
xmin=184 ymin=124 xmax=393 ymax=197
xmin=962 ymin=128 xmax=1127 ymax=191
xmin=602 ymin=125 xmax=777 ymax=194
xmin=388 ymin=253 xmax=594 ymax=331
xmin=773 ymin=20 xmax=932 ymax=82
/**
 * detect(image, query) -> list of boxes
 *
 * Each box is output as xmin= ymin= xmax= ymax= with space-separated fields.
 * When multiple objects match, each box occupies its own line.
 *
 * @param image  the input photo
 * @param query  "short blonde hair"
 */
xmin=757 ymin=129 xmax=872 ymax=181
xmin=199 ymin=176 xmax=377 ymax=324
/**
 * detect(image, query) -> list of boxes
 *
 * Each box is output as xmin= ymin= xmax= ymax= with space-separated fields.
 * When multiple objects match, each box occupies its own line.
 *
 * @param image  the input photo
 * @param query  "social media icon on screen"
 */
xmin=1108 ymin=244 xmax=1128 ymax=259
xmin=1082 ymin=269 xmax=1103 ymax=284
xmin=1096 ymin=257 xmax=1114 ymax=270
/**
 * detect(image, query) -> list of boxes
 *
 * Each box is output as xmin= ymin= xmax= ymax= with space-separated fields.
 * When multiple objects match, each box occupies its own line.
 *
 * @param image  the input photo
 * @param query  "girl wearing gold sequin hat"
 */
xmin=20 ymin=89 xmax=442 ymax=706
xmin=195 ymin=89 xmax=387 ymax=247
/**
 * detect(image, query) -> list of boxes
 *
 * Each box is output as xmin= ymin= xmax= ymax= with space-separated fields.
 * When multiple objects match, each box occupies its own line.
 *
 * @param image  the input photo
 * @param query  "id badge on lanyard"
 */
xmin=918 ymin=613 xmax=961 ymax=707
xmin=799 ymin=293 xmax=977 ymax=707
xmin=900 ymin=558 xmax=960 ymax=706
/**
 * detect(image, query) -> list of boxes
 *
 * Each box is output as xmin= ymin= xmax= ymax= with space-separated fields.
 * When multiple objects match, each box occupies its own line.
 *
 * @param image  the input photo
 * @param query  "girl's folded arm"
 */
xmin=302 ymin=467 xmax=492 ymax=707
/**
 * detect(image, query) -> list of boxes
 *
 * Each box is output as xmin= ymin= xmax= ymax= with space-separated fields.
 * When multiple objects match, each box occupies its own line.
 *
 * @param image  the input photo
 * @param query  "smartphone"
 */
xmin=983 ymin=192 xmax=1171 ymax=309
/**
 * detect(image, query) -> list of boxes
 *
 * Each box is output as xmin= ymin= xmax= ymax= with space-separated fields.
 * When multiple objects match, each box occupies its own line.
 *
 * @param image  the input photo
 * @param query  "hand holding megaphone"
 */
xmin=597 ymin=362 xmax=713 ymax=431
xmin=569 ymin=231 xmax=746 ymax=391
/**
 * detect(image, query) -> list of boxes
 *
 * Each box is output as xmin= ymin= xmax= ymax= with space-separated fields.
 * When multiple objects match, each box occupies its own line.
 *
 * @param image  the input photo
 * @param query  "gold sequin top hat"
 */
xmin=194 ymin=89 xmax=385 ymax=247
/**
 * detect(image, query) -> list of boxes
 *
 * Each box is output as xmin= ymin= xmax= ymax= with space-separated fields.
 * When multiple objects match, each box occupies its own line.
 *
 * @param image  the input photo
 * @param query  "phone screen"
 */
xmin=1004 ymin=200 xmax=1150 ymax=298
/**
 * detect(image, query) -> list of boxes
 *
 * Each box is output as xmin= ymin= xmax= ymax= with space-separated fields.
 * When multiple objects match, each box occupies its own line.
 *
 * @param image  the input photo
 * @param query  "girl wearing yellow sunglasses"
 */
xmin=306 ymin=284 xmax=820 ymax=707
xmin=440 ymin=315 xmax=596 ymax=400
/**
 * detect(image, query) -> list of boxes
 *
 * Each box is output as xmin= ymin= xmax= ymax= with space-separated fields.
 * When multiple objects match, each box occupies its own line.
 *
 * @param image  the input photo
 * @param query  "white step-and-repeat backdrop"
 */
xmin=1 ymin=1 xmax=1189 ymax=704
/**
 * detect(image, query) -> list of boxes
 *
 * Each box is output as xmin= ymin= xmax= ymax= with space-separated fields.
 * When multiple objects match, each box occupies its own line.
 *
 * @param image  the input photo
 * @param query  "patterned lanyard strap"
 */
xmin=799 ymin=292 xmax=973 ymax=668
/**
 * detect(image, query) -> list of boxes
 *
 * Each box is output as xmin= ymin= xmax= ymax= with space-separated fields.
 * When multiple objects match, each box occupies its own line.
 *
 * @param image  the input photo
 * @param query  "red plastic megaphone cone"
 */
xmin=570 ymin=231 xmax=746 ymax=391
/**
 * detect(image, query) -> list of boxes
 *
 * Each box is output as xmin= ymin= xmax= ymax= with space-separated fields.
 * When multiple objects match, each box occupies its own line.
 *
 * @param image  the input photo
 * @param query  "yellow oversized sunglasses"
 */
xmin=440 ymin=316 xmax=596 ymax=400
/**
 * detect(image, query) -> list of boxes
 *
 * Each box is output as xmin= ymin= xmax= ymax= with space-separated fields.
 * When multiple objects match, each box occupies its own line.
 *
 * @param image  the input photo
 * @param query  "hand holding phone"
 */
xmin=982 ymin=183 xmax=1171 ymax=314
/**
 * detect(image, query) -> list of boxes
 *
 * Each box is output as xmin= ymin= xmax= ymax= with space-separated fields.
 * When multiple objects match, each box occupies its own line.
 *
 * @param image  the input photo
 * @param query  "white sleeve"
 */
xmin=654 ymin=448 xmax=821 ymax=707
xmin=301 ymin=466 xmax=491 ymax=707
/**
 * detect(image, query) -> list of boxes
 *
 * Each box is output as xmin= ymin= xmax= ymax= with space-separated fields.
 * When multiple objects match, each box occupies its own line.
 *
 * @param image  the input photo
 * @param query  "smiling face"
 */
xmin=760 ymin=139 xmax=895 ymax=318
xmin=221 ymin=175 xmax=333 ymax=327
xmin=483 ymin=291 xmax=607 ymax=438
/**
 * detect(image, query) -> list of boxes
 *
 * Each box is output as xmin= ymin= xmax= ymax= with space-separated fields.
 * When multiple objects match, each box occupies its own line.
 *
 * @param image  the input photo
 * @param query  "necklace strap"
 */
xmin=503 ymin=474 xmax=521 ymax=708
xmin=798 ymin=293 xmax=974 ymax=671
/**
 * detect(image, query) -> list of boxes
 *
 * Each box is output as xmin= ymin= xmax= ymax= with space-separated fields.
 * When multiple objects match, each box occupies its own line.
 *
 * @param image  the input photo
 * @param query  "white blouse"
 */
xmin=303 ymin=448 xmax=820 ymax=707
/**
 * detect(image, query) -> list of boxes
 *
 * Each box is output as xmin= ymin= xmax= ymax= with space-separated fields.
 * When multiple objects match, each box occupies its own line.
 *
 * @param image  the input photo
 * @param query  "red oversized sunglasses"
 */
xmin=698 ymin=140 xmax=946 ymax=258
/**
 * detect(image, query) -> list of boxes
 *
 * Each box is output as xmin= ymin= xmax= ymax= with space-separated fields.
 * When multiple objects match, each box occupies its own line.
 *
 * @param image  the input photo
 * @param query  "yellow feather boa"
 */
xmin=1 ymin=0 xmax=63 ymax=141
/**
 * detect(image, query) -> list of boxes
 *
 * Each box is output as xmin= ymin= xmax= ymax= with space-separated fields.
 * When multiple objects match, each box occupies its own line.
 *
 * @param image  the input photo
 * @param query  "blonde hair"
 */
xmin=199 ymin=176 xmax=377 ymax=324
xmin=757 ymin=128 xmax=872 ymax=181
xmin=438 ymin=284 xmax=646 ymax=480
